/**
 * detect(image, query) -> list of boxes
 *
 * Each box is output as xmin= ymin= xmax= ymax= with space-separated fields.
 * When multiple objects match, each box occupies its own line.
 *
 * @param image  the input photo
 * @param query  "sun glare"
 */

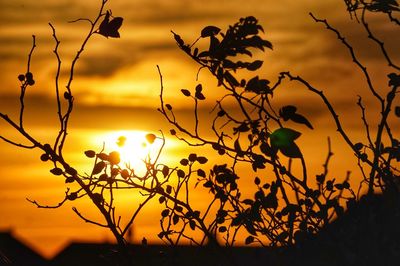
xmin=92 ymin=130 xmax=163 ymax=173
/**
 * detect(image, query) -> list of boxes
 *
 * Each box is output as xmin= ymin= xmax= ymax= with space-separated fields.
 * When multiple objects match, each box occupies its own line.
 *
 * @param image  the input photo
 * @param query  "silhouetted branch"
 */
xmin=309 ymin=12 xmax=384 ymax=104
xmin=360 ymin=7 xmax=400 ymax=70
xmin=27 ymin=189 xmax=69 ymax=209
xmin=72 ymin=207 xmax=109 ymax=228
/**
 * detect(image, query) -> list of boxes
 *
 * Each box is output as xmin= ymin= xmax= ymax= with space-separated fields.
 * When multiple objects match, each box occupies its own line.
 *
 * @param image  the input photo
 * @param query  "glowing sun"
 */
xmin=94 ymin=130 xmax=162 ymax=172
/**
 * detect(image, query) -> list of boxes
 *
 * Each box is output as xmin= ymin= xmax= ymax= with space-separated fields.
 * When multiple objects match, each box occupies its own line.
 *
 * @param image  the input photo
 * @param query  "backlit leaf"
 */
xmin=201 ymin=25 xmax=221 ymax=37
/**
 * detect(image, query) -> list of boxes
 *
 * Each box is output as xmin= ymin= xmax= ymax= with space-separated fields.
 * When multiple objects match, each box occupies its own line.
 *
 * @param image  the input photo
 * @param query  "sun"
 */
xmin=93 ymin=130 xmax=163 ymax=173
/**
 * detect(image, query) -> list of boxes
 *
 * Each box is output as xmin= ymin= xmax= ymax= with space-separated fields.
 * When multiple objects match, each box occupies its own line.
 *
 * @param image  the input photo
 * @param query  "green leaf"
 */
xmin=270 ymin=128 xmax=303 ymax=158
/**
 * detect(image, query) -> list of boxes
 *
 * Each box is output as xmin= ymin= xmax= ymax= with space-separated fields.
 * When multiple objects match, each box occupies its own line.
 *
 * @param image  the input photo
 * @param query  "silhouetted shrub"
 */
xmin=0 ymin=0 xmax=399 ymax=265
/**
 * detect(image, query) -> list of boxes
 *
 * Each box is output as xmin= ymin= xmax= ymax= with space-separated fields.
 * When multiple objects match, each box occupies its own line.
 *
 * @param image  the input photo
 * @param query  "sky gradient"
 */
xmin=0 ymin=0 xmax=398 ymax=258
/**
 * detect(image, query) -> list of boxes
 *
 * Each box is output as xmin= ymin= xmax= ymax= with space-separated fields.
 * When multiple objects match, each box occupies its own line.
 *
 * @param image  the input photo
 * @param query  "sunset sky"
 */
xmin=0 ymin=0 xmax=398 ymax=258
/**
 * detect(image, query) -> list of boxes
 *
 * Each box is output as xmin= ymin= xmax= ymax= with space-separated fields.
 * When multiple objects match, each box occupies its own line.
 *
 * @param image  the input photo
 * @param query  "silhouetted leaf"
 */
xmin=159 ymin=196 xmax=166 ymax=204
xmin=18 ymin=74 xmax=25 ymax=81
xmin=172 ymin=31 xmax=184 ymax=47
xmin=395 ymin=106 xmax=400 ymax=117
xmin=326 ymin=180 xmax=334 ymax=191
xmin=235 ymin=123 xmax=250 ymax=133
xmin=354 ymin=142 xmax=364 ymax=150
xmin=193 ymin=47 xmax=199 ymax=57
xmin=280 ymin=105 xmax=313 ymax=129
xmin=98 ymin=11 xmax=123 ymax=38
xmin=195 ymin=91 xmax=205 ymax=100
xmin=173 ymin=214 xmax=179 ymax=225
xmin=120 ymin=169 xmax=129 ymax=179
xmin=224 ymin=71 xmax=240 ymax=87
xmin=165 ymin=104 xmax=172 ymax=110
xmin=197 ymin=169 xmax=206 ymax=177
xmin=234 ymin=139 xmax=245 ymax=157
xmin=50 ymin=167 xmax=63 ymax=176
xmin=161 ymin=209 xmax=170 ymax=217
xmin=92 ymin=193 xmax=103 ymax=205
xmin=180 ymin=159 xmax=189 ymax=166
xmin=262 ymin=193 xmax=278 ymax=209
xmin=335 ymin=183 xmax=344 ymax=190
xmin=63 ymin=92 xmax=72 ymax=100
xmin=219 ymin=226 xmax=227 ymax=233
xmin=188 ymin=153 xmax=197 ymax=162
xmin=189 ymin=220 xmax=196 ymax=230
xmin=197 ymin=51 xmax=209 ymax=58
xmin=217 ymin=110 xmax=226 ymax=117
xmin=279 ymin=142 xmax=302 ymax=158
xmin=92 ymin=161 xmax=106 ymax=175
xmin=247 ymin=60 xmax=263 ymax=71
xmin=97 ymin=153 xmax=109 ymax=161
xmin=177 ymin=169 xmax=185 ymax=178
xmin=195 ymin=84 xmax=203 ymax=92
xmin=245 ymin=236 xmax=254 ymax=245
xmin=40 ymin=154 xmax=49 ymax=162
xmin=245 ymin=76 xmax=271 ymax=94
xmin=316 ymin=174 xmax=326 ymax=184
xmin=197 ymin=156 xmax=208 ymax=164
xmin=279 ymin=105 xmax=297 ymax=121
xmin=166 ymin=185 xmax=172 ymax=194
xmin=181 ymin=89 xmax=191 ymax=97
xmin=203 ymin=180 xmax=213 ymax=188
xmin=290 ymin=113 xmax=313 ymax=129
xmin=388 ymin=73 xmax=400 ymax=87
xmin=67 ymin=192 xmax=78 ymax=201
xmin=162 ymin=165 xmax=169 ymax=177
xmin=260 ymin=142 xmax=272 ymax=157
xmin=254 ymin=177 xmax=261 ymax=185
xmin=65 ymin=167 xmax=77 ymax=176
xmin=65 ymin=176 xmax=75 ymax=183
xmin=368 ymin=0 xmax=400 ymax=12
xmin=201 ymin=25 xmax=221 ymax=37
xmin=25 ymin=72 xmax=34 ymax=85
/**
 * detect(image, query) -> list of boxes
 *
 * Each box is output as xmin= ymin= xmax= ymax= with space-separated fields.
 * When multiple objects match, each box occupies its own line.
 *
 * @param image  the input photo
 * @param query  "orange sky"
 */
xmin=0 ymin=0 xmax=399 ymax=258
